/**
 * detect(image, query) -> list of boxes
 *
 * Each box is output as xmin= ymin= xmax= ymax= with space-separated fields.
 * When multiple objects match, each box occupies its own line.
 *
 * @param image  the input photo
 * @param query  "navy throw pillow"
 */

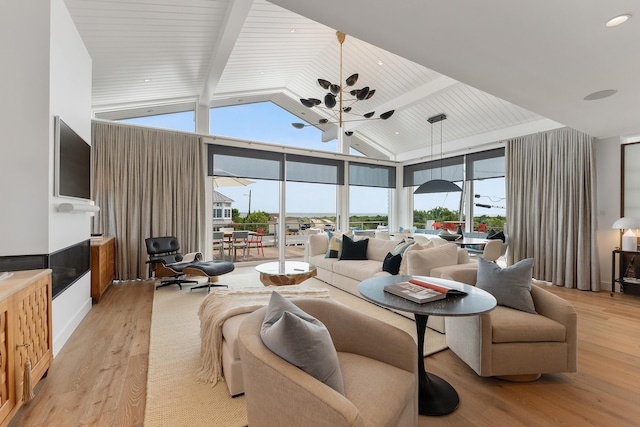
xmin=382 ymin=252 xmax=402 ymax=275
xmin=339 ymin=235 xmax=369 ymax=260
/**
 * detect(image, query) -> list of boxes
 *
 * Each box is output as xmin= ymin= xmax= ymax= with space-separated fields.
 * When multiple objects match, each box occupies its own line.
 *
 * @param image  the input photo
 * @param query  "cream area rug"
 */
xmin=144 ymin=267 xmax=448 ymax=427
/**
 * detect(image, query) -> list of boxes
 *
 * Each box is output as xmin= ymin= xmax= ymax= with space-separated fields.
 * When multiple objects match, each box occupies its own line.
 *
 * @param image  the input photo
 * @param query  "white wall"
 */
xmin=0 ymin=2 xmax=52 ymax=256
xmin=0 ymin=0 xmax=93 ymax=356
xmin=594 ymin=136 xmax=621 ymax=291
xmin=49 ymin=0 xmax=93 ymax=356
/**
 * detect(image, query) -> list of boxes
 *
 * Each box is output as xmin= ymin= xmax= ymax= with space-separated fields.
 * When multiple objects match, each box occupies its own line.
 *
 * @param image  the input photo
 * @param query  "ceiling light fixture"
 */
xmin=605 ymin=14 xmax=631 ymax=27
xmin=291 ymin=31 xmax=395 ymax=137
xmin=414 ymin=113 xmax=462 ymax=194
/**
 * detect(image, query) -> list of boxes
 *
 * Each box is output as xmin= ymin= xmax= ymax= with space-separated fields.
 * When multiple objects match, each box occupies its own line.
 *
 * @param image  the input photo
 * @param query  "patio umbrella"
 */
xmin=212 ymin=169 xmax=255 ymax=187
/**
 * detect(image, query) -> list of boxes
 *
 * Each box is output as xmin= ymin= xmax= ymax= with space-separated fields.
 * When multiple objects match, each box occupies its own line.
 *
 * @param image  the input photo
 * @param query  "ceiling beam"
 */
xmin=199 ymin=0 xmax=254 ymax=107
xmin=342 ymin=76 xmax=460 ymax=134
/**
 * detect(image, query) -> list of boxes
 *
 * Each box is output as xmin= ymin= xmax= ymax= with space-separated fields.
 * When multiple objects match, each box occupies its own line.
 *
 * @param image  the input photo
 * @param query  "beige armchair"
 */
xmin=238 ymin=298 xmax=418 ymax=427
xmin=442 ymin=268 xmax=577 ymax=381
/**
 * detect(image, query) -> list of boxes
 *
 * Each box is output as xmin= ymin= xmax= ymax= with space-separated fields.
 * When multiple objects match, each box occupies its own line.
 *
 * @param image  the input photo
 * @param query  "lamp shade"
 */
xmin=414 ymin=179 xmax=462 ymax=194
xmin=612 ymin=217 xmax=640 ymax=251
xmin=612 ymin=217 xmax=640 ymax=230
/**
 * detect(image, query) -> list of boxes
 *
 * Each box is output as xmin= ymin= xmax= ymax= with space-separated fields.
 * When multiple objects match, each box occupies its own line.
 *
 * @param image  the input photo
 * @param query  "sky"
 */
xmin=121 ymin=102 xmax=505 ymax=217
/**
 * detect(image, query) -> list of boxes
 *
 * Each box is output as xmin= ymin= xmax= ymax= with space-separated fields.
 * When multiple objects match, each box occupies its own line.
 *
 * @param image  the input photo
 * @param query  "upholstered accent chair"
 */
xmin=238 ymin=298 xmax=418 ymax=427
xmin=480 ymin=239 xmax=502 ymax=262
xmin=442 ymin=267 xmax=577 ymax=381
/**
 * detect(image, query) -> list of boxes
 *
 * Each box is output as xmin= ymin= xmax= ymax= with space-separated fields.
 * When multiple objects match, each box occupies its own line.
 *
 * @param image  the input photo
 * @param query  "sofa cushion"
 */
xmin=260 ymin=292 xmax=345 ymax=394
xmin=406 ymin=243 xmax=459 ymax=276
xmin=338 ymin=352 xmax=416 ymax=426
xmin=333 ymin=259 xmax=384 ymax=282
xmin=366 ymin=238 xmax=402 ymax=262
xmin=476 ymin=257 xmax=537 ymax=314
xmin=490 ymin=306 xmax=566 ymax=343
xmin=310 ymin=253 xmax=338 ymax=272
xmin=398 ymin=241 xmax=433 ymax=275
xmin=382 ymin=252 xmax=402 ymax=275
xmin=340 ymin=235 xmax=369 ymax=260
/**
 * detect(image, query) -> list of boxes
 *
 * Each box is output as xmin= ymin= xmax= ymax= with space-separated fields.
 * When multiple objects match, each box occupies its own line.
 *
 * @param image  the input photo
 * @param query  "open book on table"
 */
xmin=384 ymin=278 xmax=467 ymax=304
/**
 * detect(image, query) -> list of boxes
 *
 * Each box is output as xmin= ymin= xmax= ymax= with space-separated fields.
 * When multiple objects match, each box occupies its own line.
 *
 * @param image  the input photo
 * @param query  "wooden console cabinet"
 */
xmin=91 ymin=236 xmax=115 ymax=303
xmin=0 ymin=269 xmax=53 ymax=427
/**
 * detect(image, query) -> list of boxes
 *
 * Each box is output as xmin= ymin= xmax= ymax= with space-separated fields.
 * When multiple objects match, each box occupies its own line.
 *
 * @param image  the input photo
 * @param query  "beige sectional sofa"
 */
xmin=307 ymin=233 xmax=474 ymax=332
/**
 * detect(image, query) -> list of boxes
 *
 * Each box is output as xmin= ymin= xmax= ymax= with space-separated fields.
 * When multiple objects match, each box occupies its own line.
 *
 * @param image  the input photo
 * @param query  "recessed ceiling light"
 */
xmin=290 ymin=28 xmax=296 ymax=33
xmin=395 ymin=131 xmax=399 ymax=135
xmin=605 ymin=14 xmax=631 ymax=27
xmin=584 ymin=89 xmax=618 ymax=101
xmin=144 ymin=78 xmax=151 ymax=82
xmin=378 ymin=60 xmax=384 ymax=66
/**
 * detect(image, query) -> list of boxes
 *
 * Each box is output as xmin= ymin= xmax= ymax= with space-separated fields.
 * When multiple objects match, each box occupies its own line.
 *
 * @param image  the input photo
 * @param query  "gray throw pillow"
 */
xmin=260 ymin=292 xmax=345 ymax=394
xmin=476 ymin=257 xmax=537 ymax=314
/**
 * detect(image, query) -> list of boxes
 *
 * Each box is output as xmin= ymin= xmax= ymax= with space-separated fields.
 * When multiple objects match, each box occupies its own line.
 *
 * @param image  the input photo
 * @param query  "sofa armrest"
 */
xmin=530 ymin=284 xmax=577 ymax=371
xmin=531 ymin=284 xmax=576 ymax=328
xmin=308 ymin=234 xmax=328 ymax=257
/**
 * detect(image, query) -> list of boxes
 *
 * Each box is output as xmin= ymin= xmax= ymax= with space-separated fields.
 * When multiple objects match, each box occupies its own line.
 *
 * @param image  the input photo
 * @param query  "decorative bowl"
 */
xmin=438 ymin=233 xmax=461 ymax=241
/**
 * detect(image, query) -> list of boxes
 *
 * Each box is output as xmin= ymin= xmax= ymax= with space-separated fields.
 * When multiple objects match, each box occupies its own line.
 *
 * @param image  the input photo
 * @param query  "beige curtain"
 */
xmin=506 ymin=127 xmax=600 ymax=290
xmin=92 ymin=121 xmax=206 ymax=280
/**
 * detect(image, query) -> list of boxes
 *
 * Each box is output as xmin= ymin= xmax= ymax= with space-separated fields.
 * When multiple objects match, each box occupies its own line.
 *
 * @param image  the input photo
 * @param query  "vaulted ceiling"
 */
xmin=65 ymin=0 xmax=640 ymax=161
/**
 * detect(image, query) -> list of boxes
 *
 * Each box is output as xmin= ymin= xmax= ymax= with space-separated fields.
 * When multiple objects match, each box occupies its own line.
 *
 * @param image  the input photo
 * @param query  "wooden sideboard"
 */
xmin=90 ymin=236 xmax=115 ymax=304
xmin=0 ymin=269 xmax=53 ymax=427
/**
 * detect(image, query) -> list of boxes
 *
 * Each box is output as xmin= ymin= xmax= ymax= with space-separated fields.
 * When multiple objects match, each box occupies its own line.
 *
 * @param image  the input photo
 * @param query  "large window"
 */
xmin=408 ymin=148 xmax=505 ymax=232
xmin=117 ymin=111 xmax=195 ymax=132
xmin=349 ymin=162 xmax=395 ymax=229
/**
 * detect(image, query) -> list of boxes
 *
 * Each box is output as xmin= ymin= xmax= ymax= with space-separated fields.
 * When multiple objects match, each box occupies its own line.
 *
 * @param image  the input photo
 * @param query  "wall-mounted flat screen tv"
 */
xmin=54 ymin=116 xmax=91 ymax=200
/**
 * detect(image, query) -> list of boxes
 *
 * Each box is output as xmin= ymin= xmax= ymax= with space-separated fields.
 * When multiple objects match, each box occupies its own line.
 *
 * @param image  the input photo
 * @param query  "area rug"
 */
xmin=144 ymin=268 xmax=448 ymax=427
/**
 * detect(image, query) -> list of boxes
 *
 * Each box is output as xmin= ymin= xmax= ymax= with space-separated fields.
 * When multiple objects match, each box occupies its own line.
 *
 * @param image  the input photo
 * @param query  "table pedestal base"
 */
xmin=415 ymin=313 xmax=459 ymax=416
xmin=419 ymin=372 xmax=459 ymax=415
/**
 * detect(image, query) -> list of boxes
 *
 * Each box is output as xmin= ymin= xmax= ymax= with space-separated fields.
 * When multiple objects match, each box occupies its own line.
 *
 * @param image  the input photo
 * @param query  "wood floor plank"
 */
xmin=7 ymin=272 xmax=640 ymax=427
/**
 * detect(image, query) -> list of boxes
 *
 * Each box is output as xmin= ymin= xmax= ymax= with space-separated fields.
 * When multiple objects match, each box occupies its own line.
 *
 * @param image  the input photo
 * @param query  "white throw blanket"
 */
xmin=196 ymin=285 xmax=331 ymax=385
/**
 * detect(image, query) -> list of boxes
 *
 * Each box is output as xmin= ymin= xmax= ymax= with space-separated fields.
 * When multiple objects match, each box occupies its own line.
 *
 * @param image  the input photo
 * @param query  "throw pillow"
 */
xmin=340 ymin=234 xmax=369 ymax=260
xmin=391 ymin=240 xmax=414 ymax=256
xmin=398 ymin=241 xmax=433 ymax=275
xmin=382 ymin=252 xmax=402 ymax=275
xmin=325 ymin=230 xmax=353 ymax=258
xmin=475 ymin=257 xmax=536 ymax=314
xmin=260 ymin=292 xmax=345 ymax=394
xmin=487 ymin=231 xmax=506 ymax=242
xmin=405 ymin=243 xmax=458 ymax=276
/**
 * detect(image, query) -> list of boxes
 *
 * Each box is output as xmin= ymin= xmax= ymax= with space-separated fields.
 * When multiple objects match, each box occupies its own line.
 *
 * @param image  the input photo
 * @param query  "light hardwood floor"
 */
xmin=8 ymin=275 xmax=640 ymax=427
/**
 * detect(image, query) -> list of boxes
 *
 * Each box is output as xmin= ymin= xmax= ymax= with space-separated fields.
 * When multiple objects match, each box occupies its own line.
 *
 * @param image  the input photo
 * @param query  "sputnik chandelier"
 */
xmin=291 ymin=31 xmax=395 ymax=136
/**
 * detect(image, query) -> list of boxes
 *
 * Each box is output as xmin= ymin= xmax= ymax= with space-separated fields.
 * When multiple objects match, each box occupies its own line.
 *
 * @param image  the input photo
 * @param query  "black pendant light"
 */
xmin=414 ymin=114 xmax=462 ymax=194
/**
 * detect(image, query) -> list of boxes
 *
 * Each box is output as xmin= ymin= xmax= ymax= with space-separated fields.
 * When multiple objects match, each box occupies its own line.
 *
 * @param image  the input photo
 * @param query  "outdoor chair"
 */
xmin=212 ymin=231 xmax=225 ymax=259
xmin=230 ymin=231 xmax=249 ymax=260
xmin=248 ymin=228 xmax=265 ymax=256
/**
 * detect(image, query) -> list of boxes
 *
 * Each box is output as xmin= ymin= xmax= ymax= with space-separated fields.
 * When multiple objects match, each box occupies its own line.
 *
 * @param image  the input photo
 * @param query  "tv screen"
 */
xmin=55 ymin=116 xmax=91 ymax=200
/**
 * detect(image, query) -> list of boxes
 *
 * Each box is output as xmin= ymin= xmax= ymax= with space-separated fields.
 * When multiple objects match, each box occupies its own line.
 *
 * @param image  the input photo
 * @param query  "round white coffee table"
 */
xmin=255 ymin=261 xmax=317 ymax=286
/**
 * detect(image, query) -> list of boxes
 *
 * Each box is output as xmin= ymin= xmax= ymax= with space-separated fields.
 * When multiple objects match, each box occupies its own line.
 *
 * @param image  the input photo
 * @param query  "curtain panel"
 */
xmin=506 ymin=127 xmax=600 ymax=290
xmin=92 ymin=121 xmax=206 ymax=280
